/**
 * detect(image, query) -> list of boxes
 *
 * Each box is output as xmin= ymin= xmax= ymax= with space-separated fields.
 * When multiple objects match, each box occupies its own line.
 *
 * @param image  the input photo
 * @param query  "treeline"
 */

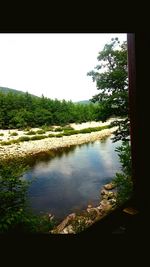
xmin=0 ymin=92 xmax=100 ymax=129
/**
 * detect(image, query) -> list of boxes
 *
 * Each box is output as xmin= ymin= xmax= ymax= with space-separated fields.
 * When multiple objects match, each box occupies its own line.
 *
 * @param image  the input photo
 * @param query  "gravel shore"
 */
xmin=0 ymin=127 xmax=117 ymax=160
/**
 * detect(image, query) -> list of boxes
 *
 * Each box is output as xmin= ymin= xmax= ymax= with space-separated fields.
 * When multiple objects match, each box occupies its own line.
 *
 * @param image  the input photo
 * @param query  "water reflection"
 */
xmin=23 ymin=136 xmax=121 ymax=220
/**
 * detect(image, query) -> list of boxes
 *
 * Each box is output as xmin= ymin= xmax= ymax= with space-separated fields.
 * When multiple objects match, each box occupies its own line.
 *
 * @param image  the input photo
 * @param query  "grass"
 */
xmin=54 ymin=126 xmax=74 ymax=132
xmin=79 ymin=125 xmax=110 ymax=134
xmin=63 ymin=130 xmax=79 ymax=136
xmin=54 ymin=127 xmax=63 ymax=132
xmin=0 ymin=141 xmax=12 ymax=146
xmin=0 ymin=124 xmax=111 ymax=146
xmin=19 ymin=136 xmax=30 ymax=142
xmin=0 ymin=139 xmax=20 ymax=145
xmin=55 ymin=133 xmax=64 ymax=137
xmin=24 ymin=127 xmax=32 ymax=131
xmin=10 ymin=139 xmax=20 ymax=144
xmin=25 ymin=130 xmax=37 ymax=135
xmin=61 ymin=125 xmax=74 ymax=131
xmin=48 ymin=134 xmax=56 ymax=138
xmin=10 ymin=132 xmax=18 ymax=136
xmin=30 ymin=135 xmax=47 ymax=140
xmin=41 ymin=125 xmax=54 ymax=131
xmin=0 ymin=133 xmax=4 ymax=136
xmin=36 ymin=130 xmax=46 ymax=135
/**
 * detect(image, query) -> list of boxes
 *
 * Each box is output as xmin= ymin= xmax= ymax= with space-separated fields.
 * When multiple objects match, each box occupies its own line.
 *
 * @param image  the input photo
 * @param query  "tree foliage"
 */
xmin=0 ymin=159 xmax=55 ymax=233
xmin=87 ymin=37 xmax=129 ymax=141
xmin=113 ymin=142 xmax=133 ymax=204
xmin=88 ymin=37 xmax=134 ymax=203
xmin=0 ymin=92 xmax=99 ymax=129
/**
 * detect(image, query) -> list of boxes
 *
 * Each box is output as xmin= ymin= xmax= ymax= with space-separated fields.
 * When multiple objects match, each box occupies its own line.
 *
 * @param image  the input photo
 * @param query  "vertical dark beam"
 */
xmin=127 ymin=33 xmax=138 ymax=204
xmin=127 ymin=32 xmax=149 ymax=221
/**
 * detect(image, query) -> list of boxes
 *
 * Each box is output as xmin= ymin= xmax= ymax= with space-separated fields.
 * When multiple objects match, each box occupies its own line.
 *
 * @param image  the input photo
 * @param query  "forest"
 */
xmin=0 ymin=91 xmax=101 ymax=129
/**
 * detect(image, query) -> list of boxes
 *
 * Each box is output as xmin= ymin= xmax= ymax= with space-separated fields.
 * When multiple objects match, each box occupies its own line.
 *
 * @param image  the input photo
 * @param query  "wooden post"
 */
xmin=127 ymin=33 xmax=138 ymax=205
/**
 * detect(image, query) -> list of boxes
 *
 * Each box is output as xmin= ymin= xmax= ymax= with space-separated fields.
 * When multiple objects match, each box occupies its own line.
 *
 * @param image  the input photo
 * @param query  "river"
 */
xmin=23 ymin=135 xmax=122 ymax=221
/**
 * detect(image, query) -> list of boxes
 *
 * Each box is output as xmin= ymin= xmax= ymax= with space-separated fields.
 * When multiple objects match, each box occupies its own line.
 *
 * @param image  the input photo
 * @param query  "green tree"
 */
xmin=87 ymin=38 xmax=133 ymax=204
xmin=0 ymin=90 xmax=99 ymax=129
xmin=87 ymin=37 xmax=129 ymax=142
xmin=0 ymin=159 xmax=55 ymax=233
xmin=113 ymin=142 xmax=133 ymax=204
xmin=0 ymin=160 xmax=28 ymax=232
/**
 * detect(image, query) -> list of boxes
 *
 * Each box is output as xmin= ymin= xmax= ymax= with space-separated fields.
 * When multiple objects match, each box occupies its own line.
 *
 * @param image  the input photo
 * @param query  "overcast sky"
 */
xmin=0 ymin=33 xmax=127 ymax=102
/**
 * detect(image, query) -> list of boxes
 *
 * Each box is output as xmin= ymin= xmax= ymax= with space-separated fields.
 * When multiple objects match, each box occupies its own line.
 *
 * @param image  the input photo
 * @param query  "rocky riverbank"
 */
xmin=50 ymin=182 xmax=117 ymax=234
xmin=0 ymin=127 xmax=117 ymax=160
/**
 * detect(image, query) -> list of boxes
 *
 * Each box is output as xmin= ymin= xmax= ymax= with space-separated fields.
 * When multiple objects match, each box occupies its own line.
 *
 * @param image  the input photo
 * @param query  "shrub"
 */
xmin=0 ymin=141 xmax=12 ymax=146
xmin=70 ymin=130 xmax=79 ymax=135
xmin=25 ymin=131 xmax=37 ymax=135
xmin=41 ymin=125 xmax=54 ymax=131
xmin=10 ymin=132 xmax=18 ymax=136
xmin=24 ymin=127 xmax=31 ymax=131
xmin=19 ymin=136 xmax=30 ymax=142
xmin=114 ymin=173 xmax=133 ymax=205
xmin=48 ymin=134 xmax=56 ymax=138
xmin=0 ymin=160 xmax=56 ymax=233
xmin=56 ymin=133 xmax=64 ymax=137
xmin=78 ymin=125 xmax=109 ymax=134
xmin=36 ymin=130 xmax=46 ymax=135
xmin=62 ymin=125 xmax=74 ymax=131
xmin=0 ymin=133 xmax=4 ymax=136
xmin=80 ymin=128 xmax=92 ymax=133
xmin=30 ymin=135 xmax=47 ymax=140
xmin=113 ymin=142 xmax=133 ymax=204
xmin=71 ymin=217 xmax=87 ymax=233
xmin=63 ymin=130 xmax=79 ymax=136
xmin=11 ymin=139 xmax=20 ymax=144
xmin=54 ymin=127 xmax=63 ymax=132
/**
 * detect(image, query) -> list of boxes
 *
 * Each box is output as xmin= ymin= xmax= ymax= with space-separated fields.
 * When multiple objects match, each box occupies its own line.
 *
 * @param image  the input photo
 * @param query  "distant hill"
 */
xmin=0 ymin=86 xmax=38 ymax=98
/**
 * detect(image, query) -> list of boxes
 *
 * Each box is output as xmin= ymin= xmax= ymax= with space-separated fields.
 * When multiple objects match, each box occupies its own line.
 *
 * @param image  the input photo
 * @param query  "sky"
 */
xmin=0 ymin=33 xmax=127 ymax=102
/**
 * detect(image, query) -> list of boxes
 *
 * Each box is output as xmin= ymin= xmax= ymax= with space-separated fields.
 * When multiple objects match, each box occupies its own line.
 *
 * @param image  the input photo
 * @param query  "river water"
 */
xmin=23 ymin=135 xmax=122 ymax=221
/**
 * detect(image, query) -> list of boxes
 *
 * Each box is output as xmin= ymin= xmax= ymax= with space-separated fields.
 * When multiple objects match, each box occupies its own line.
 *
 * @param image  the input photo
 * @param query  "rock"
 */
xmin=104 ymin=183 xmax=116 ymax=190
xmin=102 ymin=194 xmax=109 ymax=200
xmin=107 ymin=191 xmax=115 ymax=199
xmin=123 ymin=207 xmax=139 ymax=215
xmin=109 ymin=198 xmax=117 ymax=205
xmin=101 ymin=188 xmax=116 ymax=201
xmin=86 ymin=207 xmax=101 ymax=221
xmin=99 ymin=199 xmax=113 ymax=212
xmin=48 ymin=213 xmax=54 ymax=221
xmin=60 ymin=225 xmax=75 ymax=234
xmin=101 ymin=189 xmax=108 ymax=195
xmin=52 ymin=213 xmax=76 ymax=233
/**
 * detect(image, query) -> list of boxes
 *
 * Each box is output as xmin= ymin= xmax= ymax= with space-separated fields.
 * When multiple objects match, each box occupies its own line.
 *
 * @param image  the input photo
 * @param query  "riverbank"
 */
xmin=50 ymin=182 xmax=117 ymax=234
xmin=0 ymin=126 xmax=117 ymax=160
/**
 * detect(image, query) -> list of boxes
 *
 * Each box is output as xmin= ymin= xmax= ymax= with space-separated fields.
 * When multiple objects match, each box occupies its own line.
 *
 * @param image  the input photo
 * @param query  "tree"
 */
xmin=0 ymin=90 xmax=99 ymax=129
xmin=0 ymin=159 xmax=28 ymax=232
xmin=113 ymin=142 xmax=133 ymax=204
xmin=0 ymin=159 xmax=55 ymax=233
xmin=87 ymin=37 xmax=129 ymax=142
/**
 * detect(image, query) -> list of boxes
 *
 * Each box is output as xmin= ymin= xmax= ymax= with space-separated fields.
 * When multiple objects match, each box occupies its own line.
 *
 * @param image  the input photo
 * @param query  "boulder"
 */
xmin=101 ymin=189 xmax=108 ymax=195
xmin=99 ymin=199 xmax=113 ymax=212
xmin=109 ymin=198 xmax=117 ymax=205
xmin=104 ymin=182 xmax=116 ymax=190
xmin=87 ymin=204 xmax=92 ymax=208
xmin=60 ymin=225 xmax=75 ymax=234
xmin=51 ymin=213 xmax=76 ymax=233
